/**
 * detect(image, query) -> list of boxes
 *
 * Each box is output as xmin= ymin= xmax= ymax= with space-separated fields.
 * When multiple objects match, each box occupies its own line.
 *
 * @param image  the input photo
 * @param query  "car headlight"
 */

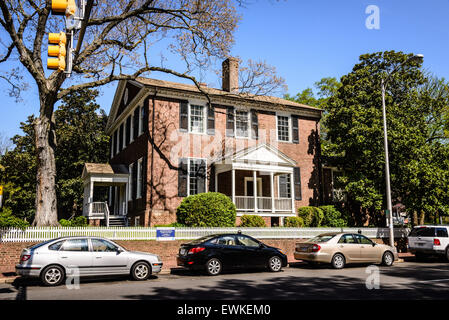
xmin=278 ymin=249 xmax=286 ymax=256
xmin=156 ymin=255 xmax=162 ymax=262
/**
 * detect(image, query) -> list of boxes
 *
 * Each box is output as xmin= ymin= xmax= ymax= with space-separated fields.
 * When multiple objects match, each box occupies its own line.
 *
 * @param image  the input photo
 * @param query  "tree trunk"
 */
xmin=419 ymin=211 xmax=425 ymax=225
xmin=32 ymin=97 xmax=59 ymax=226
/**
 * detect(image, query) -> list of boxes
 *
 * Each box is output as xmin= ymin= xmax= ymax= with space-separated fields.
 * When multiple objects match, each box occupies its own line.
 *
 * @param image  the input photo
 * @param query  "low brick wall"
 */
xmin=0 ymin=237 xmax=407 ymax=276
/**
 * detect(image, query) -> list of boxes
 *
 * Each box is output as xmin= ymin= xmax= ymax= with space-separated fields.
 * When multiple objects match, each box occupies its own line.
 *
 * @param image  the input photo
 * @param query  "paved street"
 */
xmin=1 ymin=259 xmax=449 ymax=300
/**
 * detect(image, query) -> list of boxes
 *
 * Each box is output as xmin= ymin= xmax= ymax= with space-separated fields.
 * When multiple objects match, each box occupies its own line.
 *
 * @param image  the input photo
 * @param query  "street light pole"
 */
xmin=381 ymin=54 xmax=423 ymax=248
xmin=381 ymin=77 xmax=394 ymax=247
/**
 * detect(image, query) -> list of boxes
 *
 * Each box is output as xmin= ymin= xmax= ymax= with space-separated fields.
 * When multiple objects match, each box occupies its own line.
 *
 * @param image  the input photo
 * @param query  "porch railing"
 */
xmin=234 ymin=196 xmax=292 ymax=212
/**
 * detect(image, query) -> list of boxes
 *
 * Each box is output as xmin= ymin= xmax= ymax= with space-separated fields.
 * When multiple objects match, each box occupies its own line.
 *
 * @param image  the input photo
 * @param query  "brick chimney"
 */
xmin=222 ymin=57 xmax=239 ymax=93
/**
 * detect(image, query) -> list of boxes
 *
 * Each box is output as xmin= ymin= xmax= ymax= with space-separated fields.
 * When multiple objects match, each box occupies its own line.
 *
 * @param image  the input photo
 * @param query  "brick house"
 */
xmin=82 ymin=58 xmax=324 ymax=227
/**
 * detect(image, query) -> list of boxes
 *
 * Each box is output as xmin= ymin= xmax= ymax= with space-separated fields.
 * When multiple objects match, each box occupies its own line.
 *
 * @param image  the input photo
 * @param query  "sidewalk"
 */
xmin=0 ymin=252 xmax=415 ymax=285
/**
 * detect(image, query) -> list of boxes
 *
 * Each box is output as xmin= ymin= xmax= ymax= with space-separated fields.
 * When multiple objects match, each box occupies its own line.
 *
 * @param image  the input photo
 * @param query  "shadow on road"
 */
xmin=124 ymin=261 xmax=449 ymax=300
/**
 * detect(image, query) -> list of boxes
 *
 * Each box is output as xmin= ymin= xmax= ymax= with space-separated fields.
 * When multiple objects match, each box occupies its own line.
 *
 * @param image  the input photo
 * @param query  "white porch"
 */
xmin=214 ymin=144 xmax=297 ymax=216
xmin=82 ymin=163 xmax=130 ymax=226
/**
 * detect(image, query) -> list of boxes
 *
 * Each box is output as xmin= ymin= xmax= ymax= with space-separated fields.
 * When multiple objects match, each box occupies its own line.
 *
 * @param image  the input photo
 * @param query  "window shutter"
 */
xmin=111 ymin=131 xmax=116 ymax=157
xmin=178 ymin=158 xmax=188 ymax=197
xmin=133 ymin=107 xmax=139 ymax=138
xmin=119 ymin=123 xmax=124 ymax=151
xmin=142 ymin=156 xmax=147 ymax=199
xmin=143 ymin=99 xmax=149 ymax=133
xmin=251 ymin=109 xmax=259 ymax=140
xmin=179 ymin=101 xmax=188 ymax=132
xmin=126 ymin=116 xmax=131 ymax=145
xmin=292 ymin=115 xmax=299 ymax=144
xmin=197 ymin=159 xmax=206 ymax=193
xmin=294 ymin=167 xmax=302 ymax=200
xmin=207 ymin=104 xmax=215 ymax=135
xmin=132 ymin=160 xmax=138 ymax=200
xmin=226 ymin=106 xmax=235 ymax=137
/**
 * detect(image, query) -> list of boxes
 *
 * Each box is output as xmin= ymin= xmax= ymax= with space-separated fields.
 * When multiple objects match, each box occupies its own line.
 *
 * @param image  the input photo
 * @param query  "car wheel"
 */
xmin=131 ymin=261 xmax=151 ymax=281
xmin=268 ymin=256 xmax=283 ymax=272
xmin=331 ymin=253 xmax=345 ymax=269
xmin=40 ymin=265 xmax=65 ymax=286
xmin=382 ymin=251 xmax=394 ymax=266
xmin=205 ymin=258 xmax=222 ymax=276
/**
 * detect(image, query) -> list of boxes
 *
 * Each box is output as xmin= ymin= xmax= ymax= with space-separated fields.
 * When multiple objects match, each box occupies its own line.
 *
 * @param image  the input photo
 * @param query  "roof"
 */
xmin=135 ymin=77 xmax=322 ymax=112
xmin=82 ymin=163 xmax=129 ymax=178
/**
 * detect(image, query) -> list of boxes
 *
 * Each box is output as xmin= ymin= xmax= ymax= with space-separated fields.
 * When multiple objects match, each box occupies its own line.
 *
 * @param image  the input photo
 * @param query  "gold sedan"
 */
xmin=294 ymin=233 xmax=398 ymax=269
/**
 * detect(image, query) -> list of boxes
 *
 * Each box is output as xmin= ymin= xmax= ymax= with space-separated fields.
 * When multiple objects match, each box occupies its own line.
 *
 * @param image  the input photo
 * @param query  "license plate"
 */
xmin=180 ymin=248 xmax=186 ymax=255
xmin=418 ymin=243 xmax=424 ymax=246
xmin=301 ymin=247 xmax=308 ymax=252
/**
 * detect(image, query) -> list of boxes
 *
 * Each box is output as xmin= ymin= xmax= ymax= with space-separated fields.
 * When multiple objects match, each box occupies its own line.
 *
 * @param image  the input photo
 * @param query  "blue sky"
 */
xmin=1 ymin=0 xmax=449 ymax=139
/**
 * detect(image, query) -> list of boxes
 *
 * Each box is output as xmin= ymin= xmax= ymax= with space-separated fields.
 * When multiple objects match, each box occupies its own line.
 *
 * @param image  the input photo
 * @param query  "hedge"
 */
xmin=239 ymin=215 xmax=266 ymax=227
xmin=319 ymin=205 xmax=347 ymax=227
xmin=284 ymin=216 xmax=304 ymax=227
xmin=176 ymin=192 xmax=236 ymax=227
xmin=297 ymin=206 xmax=324 ymax=227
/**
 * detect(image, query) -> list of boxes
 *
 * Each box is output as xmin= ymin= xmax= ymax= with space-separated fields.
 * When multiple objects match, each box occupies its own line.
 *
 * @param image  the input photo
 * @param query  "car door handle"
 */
xmin=61 ymin=256 xmax=68 ymax=259
xmin=95 ymin=257 xmax=102 ymax=259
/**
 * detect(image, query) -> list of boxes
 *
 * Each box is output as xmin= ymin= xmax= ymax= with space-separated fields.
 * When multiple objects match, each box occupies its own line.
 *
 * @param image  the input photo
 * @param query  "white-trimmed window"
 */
xmin=128 ymin=163 xmax=133 ymax=199
xmin=115 ymin=129 xmax=119 ymax=154
xmin=190 ymin=104 xmax=205 ymax=133
xmin=277 ymin=115 xmax=290 ymax=142
xmin=136 ymin=158 xmax=143 ymax=199
xmin=278 ymin=174 xmax=291 ymax=198
xmin=130 ymin=114 xmax=134 ymax=143
xmin=138 ymin=105 xmax=144 ymax=136
xmin=235 ymin=110 xmax=250 ymax=138
xmin=178 ymin=158 xmax=207 ymax=196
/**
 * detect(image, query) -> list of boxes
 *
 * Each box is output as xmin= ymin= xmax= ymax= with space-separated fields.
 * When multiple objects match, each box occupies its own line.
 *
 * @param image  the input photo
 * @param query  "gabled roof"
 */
xmin=106 ymin=77 xmax=322 ymax=133
xmin=82 ymin=163 xmax=129 ymax=179
xmin=135 ymin=77 xmax=321 ymax=112
xmin=217 ymin=143 xmax=297 ymax=167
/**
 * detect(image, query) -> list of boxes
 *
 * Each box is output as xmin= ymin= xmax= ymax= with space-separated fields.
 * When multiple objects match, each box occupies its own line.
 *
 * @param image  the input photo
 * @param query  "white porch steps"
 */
xmin=106 ymin=216 xmax=128 ymax=227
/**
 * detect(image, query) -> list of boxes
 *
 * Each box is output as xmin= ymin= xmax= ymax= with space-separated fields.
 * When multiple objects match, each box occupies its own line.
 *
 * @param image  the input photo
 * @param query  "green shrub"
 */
xmin=239 ymin=215 xmax=266 ymax=227
xmin=58 ymin=216 xmax=88 ymax=227
xmin=176 ymin=192 xmax=236 ymax=227
xmin=154 ymin=222 xmax=186 ymax=228
xmin=319 ymin=205 xmax=347 ymax=227
xmin=284 ymin=216 xmax=304 ymax=227
xmin=298 ymin=206 xmax=324 ymax=227
xmin=0 ymin=208 xmax=30 ymax=229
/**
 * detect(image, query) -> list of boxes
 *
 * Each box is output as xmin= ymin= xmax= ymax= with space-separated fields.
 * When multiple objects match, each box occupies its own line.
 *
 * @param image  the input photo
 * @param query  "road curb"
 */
xmin=0 ymin=277 xmax=17 ymax=284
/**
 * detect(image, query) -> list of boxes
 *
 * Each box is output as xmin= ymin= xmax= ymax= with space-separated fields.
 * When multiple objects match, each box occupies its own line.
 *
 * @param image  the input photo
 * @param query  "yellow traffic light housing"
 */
xmin=51 ymin=0 xmax=77 ymax=16
xmin=47 ymin=32 xmax=67 ymax=71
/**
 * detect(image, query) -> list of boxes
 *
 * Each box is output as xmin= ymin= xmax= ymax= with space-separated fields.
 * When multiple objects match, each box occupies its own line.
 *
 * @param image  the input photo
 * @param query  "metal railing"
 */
xmin=0 ymin=227 xmax=410 ymax=242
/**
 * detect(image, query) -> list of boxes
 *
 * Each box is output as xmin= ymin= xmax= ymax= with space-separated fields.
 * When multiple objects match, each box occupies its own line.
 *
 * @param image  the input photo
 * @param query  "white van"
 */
xmin=408 ymin=225 xmax=449 ymax=261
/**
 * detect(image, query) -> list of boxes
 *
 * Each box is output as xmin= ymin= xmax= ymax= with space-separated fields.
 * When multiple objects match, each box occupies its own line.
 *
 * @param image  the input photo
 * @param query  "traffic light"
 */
xmin=51 ymin=0 xmax=77 ymax=16
xmin=47 ymin=32 xmax=67 ymax=71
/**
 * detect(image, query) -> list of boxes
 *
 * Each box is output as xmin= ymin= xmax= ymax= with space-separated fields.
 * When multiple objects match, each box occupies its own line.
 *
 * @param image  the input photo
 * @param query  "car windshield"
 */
xmin=409 ymin=227 xmax=436 ymax=237
xmin=306 ymin=234 xmax=336 ymax=243
xmin=187 ymin=235 xmax=217 ymax=245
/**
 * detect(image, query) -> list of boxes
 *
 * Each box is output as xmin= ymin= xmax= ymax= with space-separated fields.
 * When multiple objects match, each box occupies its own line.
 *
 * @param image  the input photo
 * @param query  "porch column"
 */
xmin=290 ymin=171 xmax=295 ymax=214
xmin=253 ymin=170 xmax=258 ymax=213
xmin=215 ymin=171 xmax=218 ymax=193
xmin=270 ymin=172 xmax=275 ymax=213
xmin=231 ymin=168 xmax=235 ymax=204
xmin=89 ymin=181 xmax=94 ymax=216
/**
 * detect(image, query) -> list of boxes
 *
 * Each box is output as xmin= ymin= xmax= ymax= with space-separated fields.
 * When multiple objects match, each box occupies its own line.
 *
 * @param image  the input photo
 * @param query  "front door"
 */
xmin=354 ymin=234 xmax=379 ymax=262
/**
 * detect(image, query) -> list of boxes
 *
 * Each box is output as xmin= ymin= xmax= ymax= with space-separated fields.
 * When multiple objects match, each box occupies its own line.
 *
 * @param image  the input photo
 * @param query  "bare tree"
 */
xmin=0 ymin=0 xmax=286 ymax=226
xmin=0 ymin=132 xmax=12 ymax=156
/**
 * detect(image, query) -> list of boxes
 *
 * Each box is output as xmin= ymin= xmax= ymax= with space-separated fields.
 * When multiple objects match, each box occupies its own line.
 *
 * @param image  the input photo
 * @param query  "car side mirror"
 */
xmin=259 ymin=243 xmax=264 ymax=249
xmin=372 ymin=242 xmax=376 ymax=247
xmin=116 ymin=248 xmax=124 ymax=254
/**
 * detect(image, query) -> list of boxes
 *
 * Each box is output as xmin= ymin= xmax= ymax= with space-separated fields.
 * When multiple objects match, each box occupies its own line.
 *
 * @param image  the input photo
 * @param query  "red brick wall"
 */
xmin=0 ymin=237 xmax=406 ymax=276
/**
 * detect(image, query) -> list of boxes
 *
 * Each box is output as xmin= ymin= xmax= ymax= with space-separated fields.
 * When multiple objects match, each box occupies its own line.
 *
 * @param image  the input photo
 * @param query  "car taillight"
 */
xmin=21 ymin=255 xmax=31 ymax=262
xmin=311 ymin=244 xmax=321 ymax=252
xmin=188 ymin=247 xmax=205 ymax=254
xmin=434 ymin=239 xmax=441 ymax=246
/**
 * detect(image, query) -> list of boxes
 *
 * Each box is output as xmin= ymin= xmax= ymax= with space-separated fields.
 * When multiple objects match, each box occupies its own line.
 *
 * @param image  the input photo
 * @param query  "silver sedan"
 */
xmin=15 ymin=236 xmax=163 ymax=286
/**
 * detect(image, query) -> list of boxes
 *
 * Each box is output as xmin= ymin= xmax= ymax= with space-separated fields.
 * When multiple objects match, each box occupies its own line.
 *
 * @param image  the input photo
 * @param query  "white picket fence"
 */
xmin=0 ymin=227 xmax=410 ymax=242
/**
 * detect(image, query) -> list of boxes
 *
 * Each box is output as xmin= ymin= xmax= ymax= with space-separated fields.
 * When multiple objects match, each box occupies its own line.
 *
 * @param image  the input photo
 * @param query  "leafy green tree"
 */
xmin=324 ymin=51 xmax=449 ymax=225
xmin=239 ymin=215 xmax=266 ymax=227
xmin=0 ymin=89 xmax=109 ymax=222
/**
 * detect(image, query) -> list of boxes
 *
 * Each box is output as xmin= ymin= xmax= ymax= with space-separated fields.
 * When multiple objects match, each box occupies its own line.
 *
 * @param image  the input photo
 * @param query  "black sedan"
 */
xmin=176 ymin=233 xmax=288 ymax=275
